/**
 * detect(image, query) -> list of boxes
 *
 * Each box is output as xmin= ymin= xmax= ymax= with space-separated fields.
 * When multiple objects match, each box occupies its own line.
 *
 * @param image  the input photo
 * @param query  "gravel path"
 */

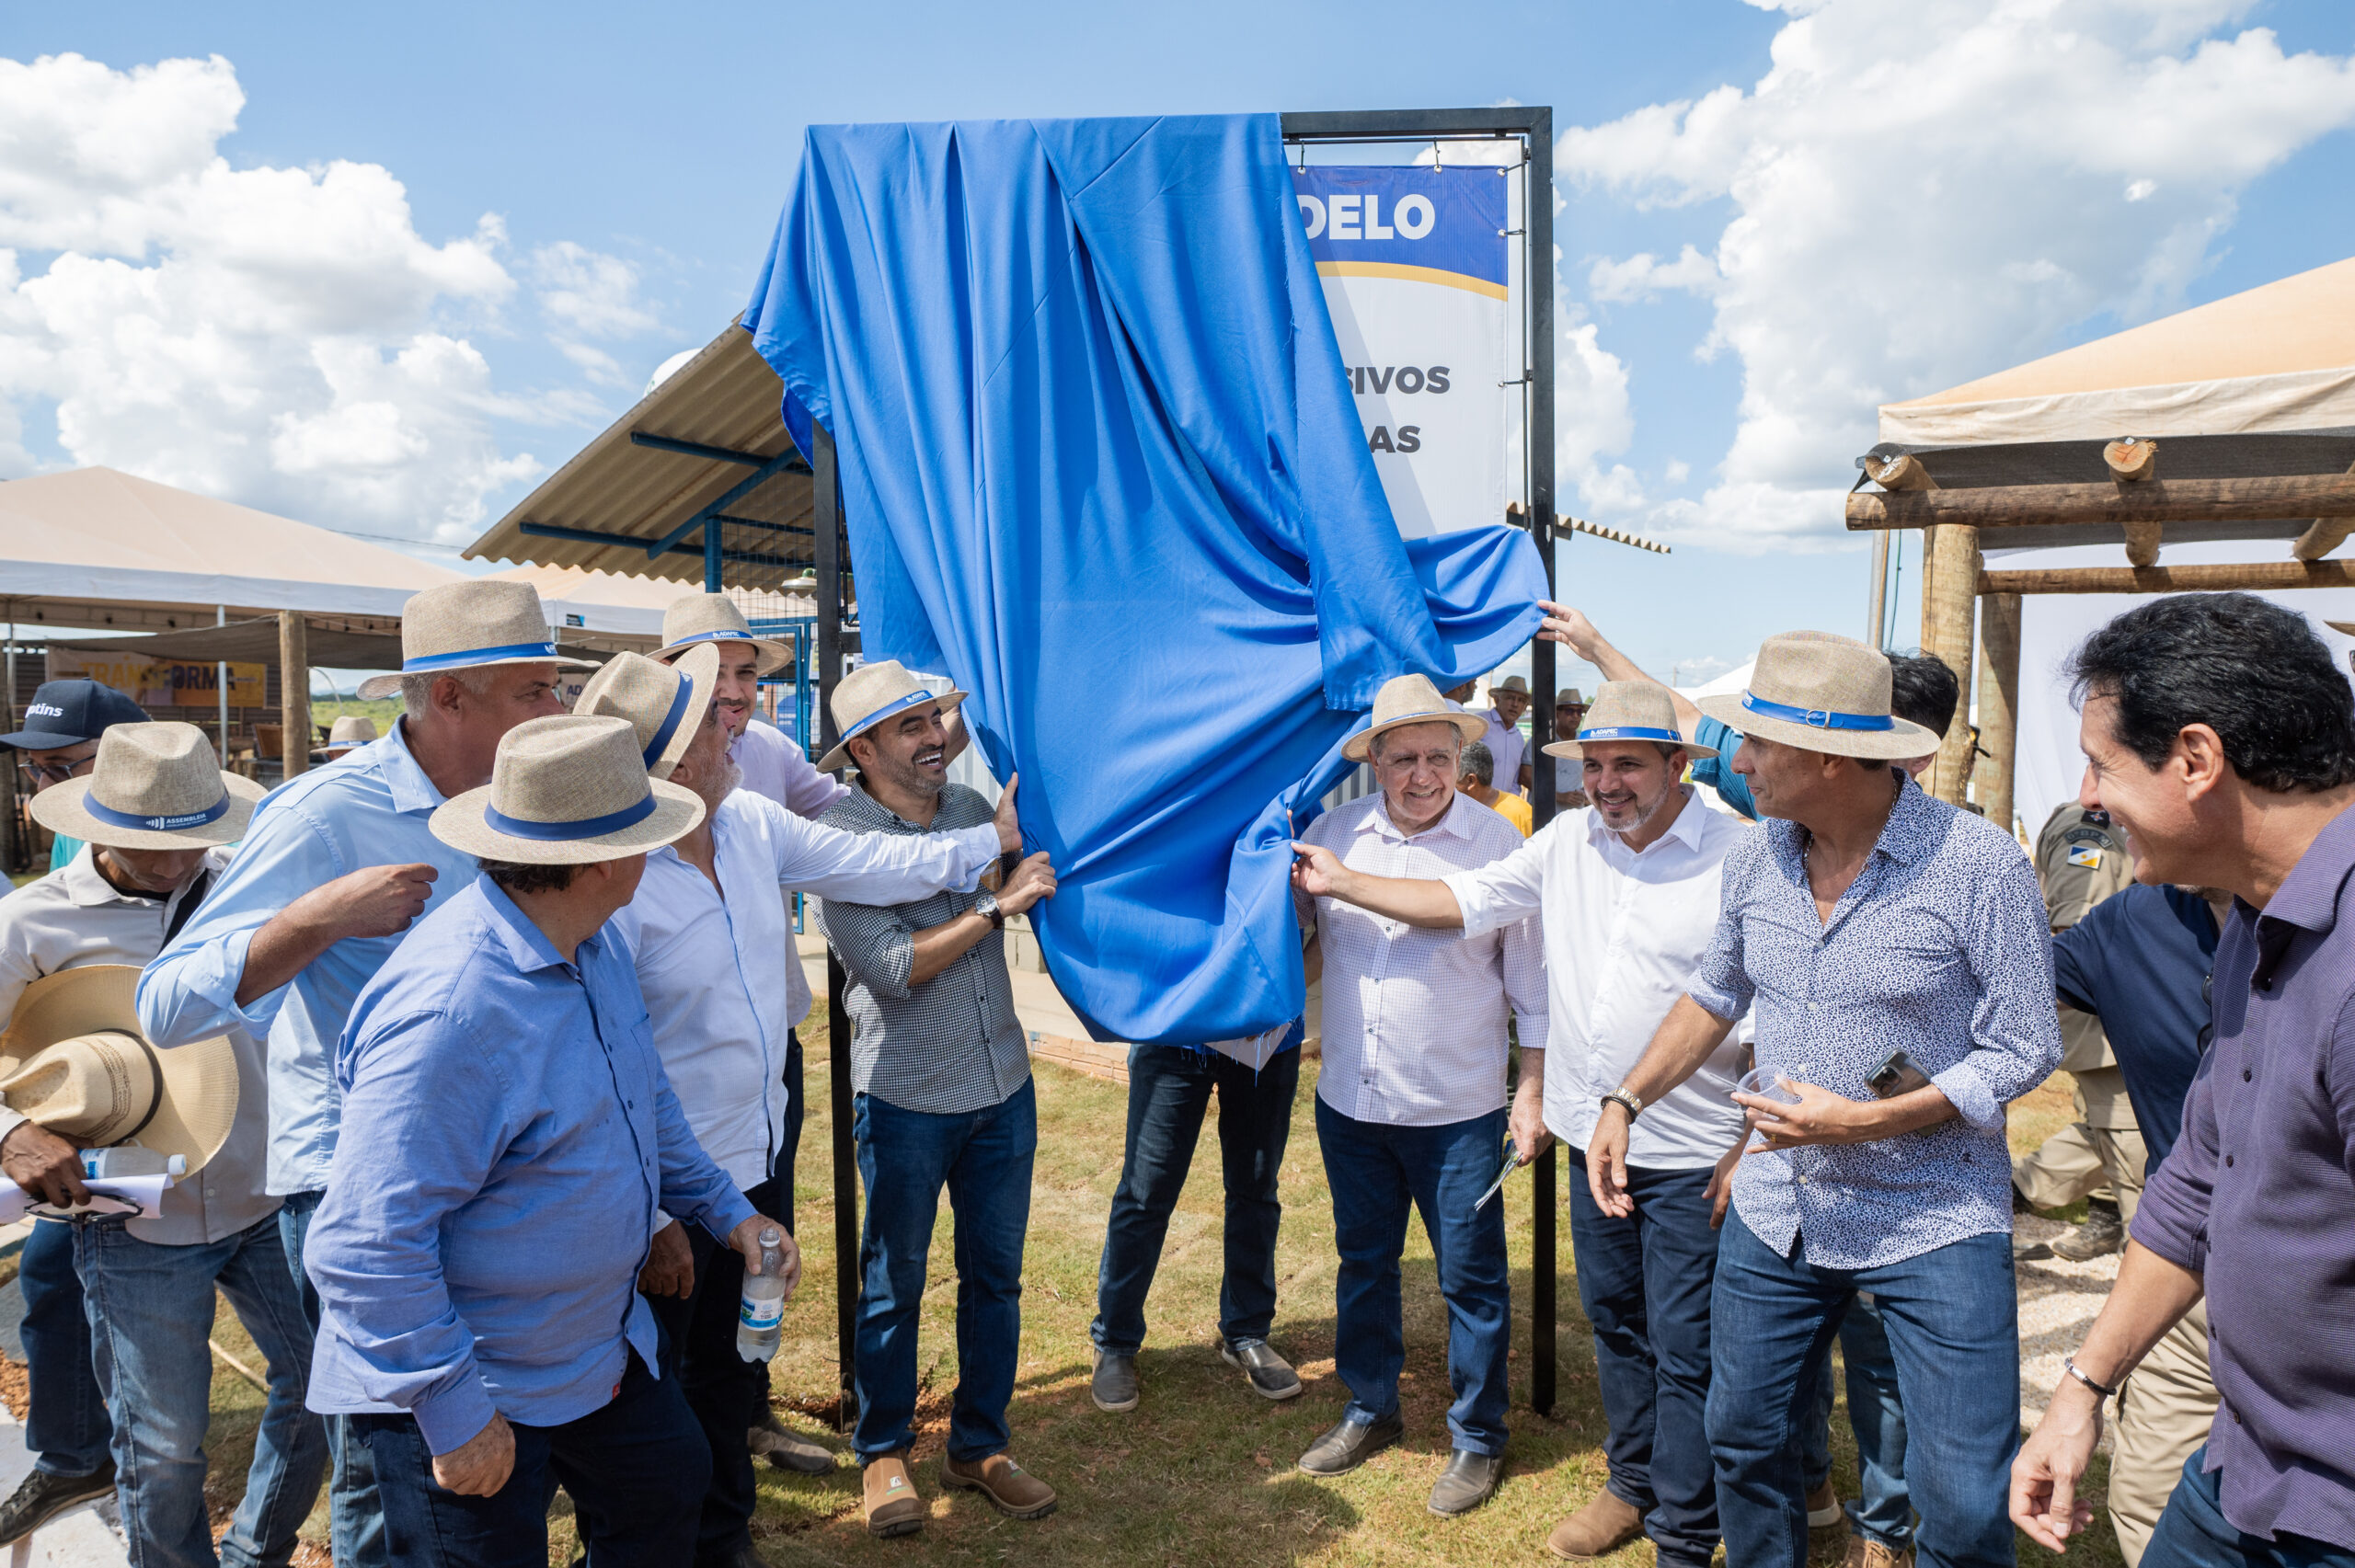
xmin=2014 ymin=1211 xmax=2124 ymax=1450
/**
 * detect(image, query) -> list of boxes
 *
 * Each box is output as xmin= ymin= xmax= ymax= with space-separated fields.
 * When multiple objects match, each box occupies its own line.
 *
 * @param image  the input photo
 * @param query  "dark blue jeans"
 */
xmin=851 ymin=1080 xmax=1036 ymax=1463
xmin=1707 ymin=1209 xmax=2017 ymax=1568
xmin=281 ymin=1188 xmax=391 ymax=1567
xmin=18 ymin=1219 xmax=110 ymax=1479
xmin=1315 ymin=1096 xmax=1511 ymax=1457
xmin=1565 ymin=1153 xmax=1720 ymax=1568
xmin=357 ymin=1350 xmax=706 ymax=1568
xmin=1092 ymin=1044 xmax=1299 ymax=1355
xmin=2143 ymin=1450 xmax=2355 ymax=1568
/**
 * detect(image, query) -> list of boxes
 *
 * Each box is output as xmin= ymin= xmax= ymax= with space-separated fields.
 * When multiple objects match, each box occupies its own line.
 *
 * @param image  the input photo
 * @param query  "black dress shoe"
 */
xmin=748 ymin=1411 xmax=837 ymax=1474
xmin=1429 ymin=1448 xmax=1507 ymax=1516
xmin=1220 ymin=1337 xmax=1303 ymax=1401
xmin=0 ymin=1462 xmax=117 ymax=1545
xmin=1297 ymin=1412 xmax=1405 ymax=1476
xmin=1092 ymin=1348 xmax=1140 ymax=1413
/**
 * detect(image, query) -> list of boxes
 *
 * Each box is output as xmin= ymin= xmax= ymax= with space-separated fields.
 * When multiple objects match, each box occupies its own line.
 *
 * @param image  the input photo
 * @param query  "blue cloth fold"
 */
xmin=743 ymin=112 xmax=1545 ymax=1044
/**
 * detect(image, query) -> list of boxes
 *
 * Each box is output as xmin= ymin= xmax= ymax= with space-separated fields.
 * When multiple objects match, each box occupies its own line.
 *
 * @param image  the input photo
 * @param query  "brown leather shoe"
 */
xmin=862 ymin=1453 xmax=925 ymax=1538
xmin=1547 ymin=1490 xmax=1645 ymax=1560
xmin=1808 ymin=1479 xmax=1843 ymax=1528
xmin=1843 ymin=1534 xmax=1913 ymax=1568
xmin=940 ymin=1451 xmax=1058 ymax=1521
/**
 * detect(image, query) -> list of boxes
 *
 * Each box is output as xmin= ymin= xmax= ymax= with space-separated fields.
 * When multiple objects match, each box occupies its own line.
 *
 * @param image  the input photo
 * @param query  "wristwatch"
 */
xmin=974 ymin=889 xmax=1005 ymax=932
xmin=1600 ymin=1087 xmax=1643 ymax=1123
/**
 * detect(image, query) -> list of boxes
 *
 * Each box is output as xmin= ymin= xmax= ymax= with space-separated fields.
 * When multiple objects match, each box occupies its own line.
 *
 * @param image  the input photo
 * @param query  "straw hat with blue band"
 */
xmin=0 ymin=967 xmax=239 ymax=1181
xmin=1543 ymin=680 xmax=1717 ymax=761
xmin=1693 ymin=631 xmax=1942 ymax=761
xmin=316 ymin=715 xmax=378 ymax=757
xmin=1342 ymin=673 xmax=1489 ymax=763
xmin=570 ymin=646 xmax=718 ymax=781
xmin=819 ymin=660 xmax=967 ymax=773
xmin=30 ymin=722 xmax=265 ymax=851
xmin=430 ymin=715 xmax=705 ymax=864
xmin=655 ymin=594 xmax=791 ymax=676
xmin=355 ymin=580 xmax=594 ymax=702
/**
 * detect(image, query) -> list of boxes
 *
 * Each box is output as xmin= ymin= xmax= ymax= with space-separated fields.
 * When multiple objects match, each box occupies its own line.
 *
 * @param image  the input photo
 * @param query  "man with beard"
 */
xmin=574 ymin=651 xmax=1026 ymax=1567
xmin=816 ymin=663 xmax=1061 ymax=1538
xmin=1294 ymin=681 xmax=1751 ymax=1562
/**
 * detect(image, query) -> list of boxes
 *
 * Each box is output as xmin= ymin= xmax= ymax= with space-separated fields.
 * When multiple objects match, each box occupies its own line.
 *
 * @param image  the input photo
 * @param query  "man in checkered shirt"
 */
xmin=1288 ymin=673 xmax=1547 ymax=1519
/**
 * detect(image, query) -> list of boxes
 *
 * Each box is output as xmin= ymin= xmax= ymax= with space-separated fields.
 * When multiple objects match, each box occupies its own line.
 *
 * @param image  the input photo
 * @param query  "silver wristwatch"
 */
xmin=1600 ymin=1087 xmax=1643 ymax=1123
xmin=974 ymin=889 xmax=1005 ymax=931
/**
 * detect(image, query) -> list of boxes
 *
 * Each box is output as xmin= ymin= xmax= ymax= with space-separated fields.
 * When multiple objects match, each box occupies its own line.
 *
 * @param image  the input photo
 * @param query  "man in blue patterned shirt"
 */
xmin=1590 ymin=632 xmax=2061 ymax=1568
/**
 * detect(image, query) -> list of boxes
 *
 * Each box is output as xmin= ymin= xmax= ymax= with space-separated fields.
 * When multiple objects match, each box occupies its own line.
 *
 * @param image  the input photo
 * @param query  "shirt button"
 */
xmin=2224 ymin=1154 xmax=2234 ymax=1167
xmin=2242 ymin=1068 xmax=2252 ymax=1082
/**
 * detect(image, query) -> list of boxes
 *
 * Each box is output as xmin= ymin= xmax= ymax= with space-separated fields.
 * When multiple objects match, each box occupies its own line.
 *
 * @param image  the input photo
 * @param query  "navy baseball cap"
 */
xmin=1 ymin=679 xmax=152 ymax=750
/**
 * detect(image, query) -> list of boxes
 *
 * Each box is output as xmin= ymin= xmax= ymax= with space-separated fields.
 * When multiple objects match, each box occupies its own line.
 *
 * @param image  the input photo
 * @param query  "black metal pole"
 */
xmin=812 ymin=424 xmax=858 ymax=1430
xmin=1525 ymin=107 xmax=1560 ymax=1421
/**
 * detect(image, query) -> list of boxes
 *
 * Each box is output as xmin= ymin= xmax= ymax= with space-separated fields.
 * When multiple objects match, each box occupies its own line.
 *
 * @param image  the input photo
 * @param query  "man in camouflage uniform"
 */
xmin=2013 ymin=802 xmax=2143 ymax=1261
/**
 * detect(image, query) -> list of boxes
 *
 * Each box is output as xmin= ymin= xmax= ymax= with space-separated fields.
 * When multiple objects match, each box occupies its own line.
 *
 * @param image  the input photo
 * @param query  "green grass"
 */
xmin=191 ymin=1025 xmax=2122 ymax=1568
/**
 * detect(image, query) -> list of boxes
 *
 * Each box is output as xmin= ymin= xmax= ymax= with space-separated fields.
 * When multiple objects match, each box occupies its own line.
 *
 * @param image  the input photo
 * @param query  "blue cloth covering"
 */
xmin=743 ymin=114 xmax=1545 ymax=1045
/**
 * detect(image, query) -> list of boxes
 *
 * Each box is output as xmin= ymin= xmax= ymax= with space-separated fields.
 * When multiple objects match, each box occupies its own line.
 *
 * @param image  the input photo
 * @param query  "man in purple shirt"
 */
xmin=2014 ymin=593 xmax=2355 ymax=1568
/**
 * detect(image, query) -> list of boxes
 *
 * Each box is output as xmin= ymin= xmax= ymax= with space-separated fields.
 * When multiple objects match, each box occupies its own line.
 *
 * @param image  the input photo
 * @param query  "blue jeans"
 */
xmin=356 ymin=1350 xmax=704 ymax=1568
xmin=1800 ymin=1296 xmax=1912 ymax=1545
xmin=281 ymin=1189 xmax=390 ymax=1567
xmin=1565 ymin=1153 xmax=1720 ymax=1568
xmin=76 ymin=1215 xmax=327 ymax=1568
xmin=1315 ymin=1097 xmax=1511 ymax=1456
xmin=2143 ymin=1450 xmax=2355 ymax=1568
xmin=18 ymin=1219 xmax=110 ymax=1478
xmin=1092 ymin=1045 xmax=1299 ymax=1354
xmin=1708 ymin=1209 xmax=2018 ymax=1568
xmin=851 ymin=1081 xmax=1036 ymax=1462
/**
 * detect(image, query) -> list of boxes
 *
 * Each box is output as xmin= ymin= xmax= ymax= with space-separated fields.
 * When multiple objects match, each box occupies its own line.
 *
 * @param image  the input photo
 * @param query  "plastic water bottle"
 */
xmin=736 ymin=1228 xmax=787 ymax=1363
xmin=80 ymin=1147 xmax=186 ymax=1180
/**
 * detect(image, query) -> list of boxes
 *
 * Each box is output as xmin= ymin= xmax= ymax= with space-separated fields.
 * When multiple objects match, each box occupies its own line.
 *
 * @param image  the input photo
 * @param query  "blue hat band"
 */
xmin=844 ymin=688 xmax=941 ymax=743
xmin=1576 ymin=725 xmax=1684 ymax=744
xmin=84 ymin=793 xmax=231 ymax=833
xmin=641 ymin=674 xmax=695 ymax=765
xmin=483 ymin=793 xmax=658 ymax=841
xmin=665 ymin=629 xmax=762 ymax=648
xmin=402 ymin=641 xmax=560 ymax=674
xmin=1740 ymin=692 xmax=1894 ymax=732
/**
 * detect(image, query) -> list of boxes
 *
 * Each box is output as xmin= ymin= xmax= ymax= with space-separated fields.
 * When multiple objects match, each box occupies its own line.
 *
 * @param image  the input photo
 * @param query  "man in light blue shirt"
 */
xmin=307 ymin=714 xmax=771 ymax=1568
xmin=135 ymin=578 xmax=581 ymax=1565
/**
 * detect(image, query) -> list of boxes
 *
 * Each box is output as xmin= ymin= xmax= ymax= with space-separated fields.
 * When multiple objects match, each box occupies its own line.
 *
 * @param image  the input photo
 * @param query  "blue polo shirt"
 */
xmin=2048 ymin=882 xmax=2217 ymax=1170
xmin=1690 ymin=715 xmax=1759 ymax=820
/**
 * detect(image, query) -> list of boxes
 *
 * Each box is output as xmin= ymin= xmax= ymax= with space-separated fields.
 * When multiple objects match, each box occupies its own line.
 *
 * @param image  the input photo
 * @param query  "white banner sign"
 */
xmin=1295 ymin=165 xmax=1513 ymax=538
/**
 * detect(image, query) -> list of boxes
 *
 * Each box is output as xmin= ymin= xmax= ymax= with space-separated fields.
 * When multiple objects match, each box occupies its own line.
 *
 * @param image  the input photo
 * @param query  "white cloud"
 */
xmin=1561 ymin=1 xmax=2355 ymax=554
xmin=0 ymin=52 xmax=653 ymax=544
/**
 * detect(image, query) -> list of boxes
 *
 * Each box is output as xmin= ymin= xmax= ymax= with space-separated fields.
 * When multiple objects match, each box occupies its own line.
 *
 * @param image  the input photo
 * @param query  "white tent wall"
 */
xmin=1989 ymin=540 xmax=2355 ymax=839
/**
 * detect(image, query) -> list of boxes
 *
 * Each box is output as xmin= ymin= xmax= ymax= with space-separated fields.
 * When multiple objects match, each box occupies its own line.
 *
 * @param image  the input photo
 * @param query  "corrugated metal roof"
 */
xmin=463 ymin=321 xmax=817 ymax=589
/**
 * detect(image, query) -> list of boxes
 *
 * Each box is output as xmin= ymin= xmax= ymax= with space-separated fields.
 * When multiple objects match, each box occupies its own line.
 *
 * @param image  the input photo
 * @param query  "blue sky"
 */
xmin=5 ymin=1 xmax=2354 ymax=690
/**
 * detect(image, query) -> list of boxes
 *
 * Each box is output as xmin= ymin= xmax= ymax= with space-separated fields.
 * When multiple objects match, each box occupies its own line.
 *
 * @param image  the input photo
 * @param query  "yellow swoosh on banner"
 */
xmin=1314 ymin=260 xmax=1509 ymax=301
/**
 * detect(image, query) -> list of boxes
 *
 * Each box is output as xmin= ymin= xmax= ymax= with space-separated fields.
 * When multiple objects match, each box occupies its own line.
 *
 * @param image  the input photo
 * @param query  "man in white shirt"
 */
xmin=1479 ymin=674 xmax=1532 ymax=795
xmin=1302 ymin=681 xmax=1750 ymax=1564
xmin=580 ymin=652 xmax=1020 ymax=1568
xmin=1287 ymin=674 xmax=1546 ymax=1519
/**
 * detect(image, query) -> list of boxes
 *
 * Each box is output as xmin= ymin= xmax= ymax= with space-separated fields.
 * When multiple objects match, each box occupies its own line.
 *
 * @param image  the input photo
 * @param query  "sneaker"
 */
xmin=0 ymin=1462 xmax=117 ymax=1545
xmin=1219 ymin=1337 xmax=1303 ymax=1401
xmin=940 ymin=1452 xmax=1057 ymax=1520
xmin=861 ymin=1452 xmax=925 ymax=1539
xmin=2051 ymin=1197 xmax=2126 ymax=1262
xmin=1091 ymin=1347 xmax=1140 ymax=1413
xmin=748 ymin=1412 xmax=836 ymax=1474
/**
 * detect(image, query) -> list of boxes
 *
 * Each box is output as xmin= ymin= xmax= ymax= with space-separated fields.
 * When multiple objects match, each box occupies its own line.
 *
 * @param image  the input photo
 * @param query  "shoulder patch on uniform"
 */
xmin=2066 ymin=843 xmax=2103 ymax=869
xmin=2062 ymin=825 xmax=2116 ymax=849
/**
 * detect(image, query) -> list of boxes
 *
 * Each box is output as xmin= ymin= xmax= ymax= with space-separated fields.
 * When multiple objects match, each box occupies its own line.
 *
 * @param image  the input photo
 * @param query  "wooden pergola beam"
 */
xmin=1978 ymin=560 xmax=2355 ymax=595
xmin=2291 ymin=463 xmax=2355 ymax=560
xmin=2105 ymin=439 xmax=2164 ymax=566
xmin=1848 ymin=472 xmax=2355 ymax=531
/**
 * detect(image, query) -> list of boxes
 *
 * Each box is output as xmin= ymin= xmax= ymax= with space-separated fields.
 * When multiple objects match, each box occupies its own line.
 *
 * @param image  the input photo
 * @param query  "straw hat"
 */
xmin=1342 ymin=674 xmax=1488 ymax=763
xmin=570 ymin=645 xmax=718 ymax=780
xmin=818 ymin=660 xmax=967 ymax=773
xmin=1694 ymin=632 xmax=1942 ymax=760
xmin=0 ymin=967 xmax=237 ymax=1178
xmin=357 ymin=581 xmax=593 ymax=701
xmin=316 ymin=715 xmax=379 ymax=759
xmin=655 ymin=594 xmax=790 ymax=675
xmin=431 ymin=715 xmax=704 ymax=864
xmin=1543 ymin=680 xmax=1717 ymax=761
xmin=30 ymin=722 xmax=265 ymax=850
xmin=1491 ymin=675 xmax=1531 ymax=697
xmin=1556 ymin=688 xmax=1587 ymax=708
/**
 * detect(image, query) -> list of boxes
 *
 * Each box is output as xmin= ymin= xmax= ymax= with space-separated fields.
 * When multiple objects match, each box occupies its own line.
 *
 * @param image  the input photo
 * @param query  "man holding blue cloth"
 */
xmin=304 ymin=714 xmax=780 ymax=1567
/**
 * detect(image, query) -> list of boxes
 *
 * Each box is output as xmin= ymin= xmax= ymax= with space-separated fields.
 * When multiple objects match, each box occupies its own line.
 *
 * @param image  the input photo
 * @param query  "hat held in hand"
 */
xmin=0 ymin=967 xmax=237 ymax=1177
xmin=30 ymin=721 xmax=265 ymax=850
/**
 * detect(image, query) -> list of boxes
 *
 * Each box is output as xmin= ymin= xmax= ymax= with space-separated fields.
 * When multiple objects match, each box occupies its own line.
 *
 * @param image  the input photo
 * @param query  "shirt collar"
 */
xmin=475 ymin=874 xmax=575 ymax=975
xmin=1765 ymin=767 xmax=1923 ymax=873
xmin=1361 ymin=791 xmax=1474 ymax=843
xmin=2252 ymin=800 xmax=2355 ymax=935
xmin=1584 ymin=784 xmax=1709 ymax=853
xmin=376 ymin=717 xmax=449 ymax=816
xmin=59 ymin=844 xmax=146 ymax=908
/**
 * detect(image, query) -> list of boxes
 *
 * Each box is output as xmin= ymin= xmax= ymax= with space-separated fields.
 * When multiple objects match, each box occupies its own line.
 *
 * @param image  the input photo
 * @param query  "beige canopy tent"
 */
xmin=1847 ymin=255 xmax=2355 ymax=834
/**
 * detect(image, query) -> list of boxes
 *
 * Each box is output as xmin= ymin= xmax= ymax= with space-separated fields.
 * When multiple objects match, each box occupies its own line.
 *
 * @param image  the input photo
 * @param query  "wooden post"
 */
xmin=1975 ymin=592 xmax=2021 ymax=836
xmin=1867 ymin=532 xmax=1890 ymax=647
xmin=279 ymin=612 xmax=309 ymax=783
xmin=1926 ymin=524 xmax=1981 ymax=805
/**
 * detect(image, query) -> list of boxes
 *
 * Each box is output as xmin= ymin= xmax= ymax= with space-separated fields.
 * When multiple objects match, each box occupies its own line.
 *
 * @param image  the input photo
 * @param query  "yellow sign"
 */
xmin=45 ymin=647 xmax=267 ymax=709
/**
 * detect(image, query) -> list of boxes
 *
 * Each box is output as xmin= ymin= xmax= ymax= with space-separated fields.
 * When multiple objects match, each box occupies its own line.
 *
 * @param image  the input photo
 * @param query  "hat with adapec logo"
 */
xmin=29 ymin=722 xmax=265 ymax=850
xmin=0 ymin=967 xmax=238 ymax=1178
xmin=655 ymin=594 xmax=790 ymax=676
xmin=570 ymin=646 xmax=718 ymax=781
xmin=818 ymin=660 xmax=966 ymax=773
xmin=356 ymin=581 xmax=593 ymax=702
xmin=1694 ymin=632 xmax=1941 ymax=761
xmin=1543 ymin=680 xmax=1717 ymax=761
xmin=1342 ymin=674 xmax=1488 ymax=763
xmin=1 ymin=680 xmax=151 ymax=751
xmin=430 ymin=715 xmax=704 ymax=864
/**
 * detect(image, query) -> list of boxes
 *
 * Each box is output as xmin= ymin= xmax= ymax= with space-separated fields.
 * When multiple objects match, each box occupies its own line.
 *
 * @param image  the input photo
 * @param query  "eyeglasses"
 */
xmin=17 ymin=755 xmax=96 ymax=786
